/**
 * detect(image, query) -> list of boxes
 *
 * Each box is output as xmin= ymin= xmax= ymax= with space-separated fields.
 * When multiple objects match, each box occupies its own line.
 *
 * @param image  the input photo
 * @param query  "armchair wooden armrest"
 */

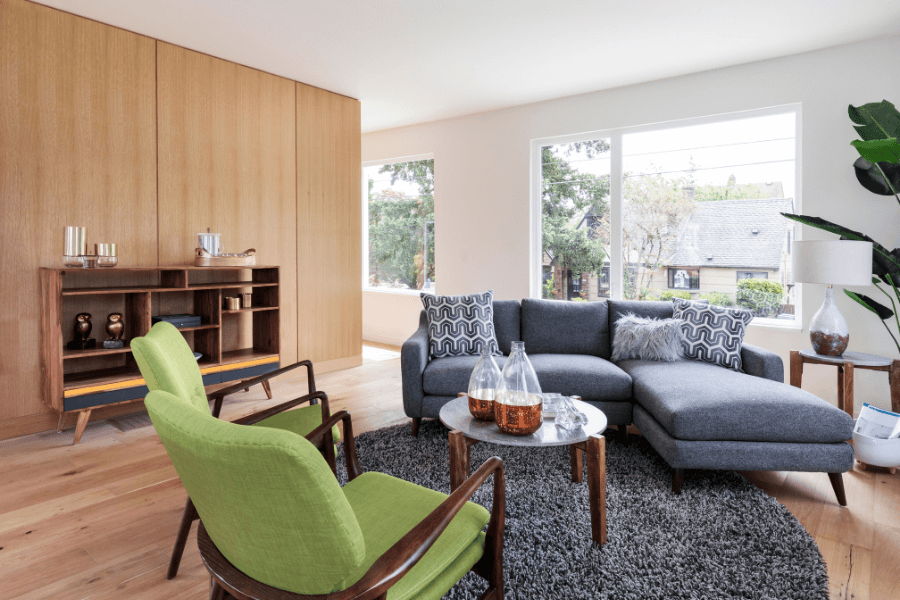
xmin=231 ymin=391 xmax=330 ymax=427
xmin=305 ymin=410 xmax=361 ymax=481
xmin=208 ymin=360 xmax=317 ymax=418
xmin=341 ymin=456 xmax=506 ymax=600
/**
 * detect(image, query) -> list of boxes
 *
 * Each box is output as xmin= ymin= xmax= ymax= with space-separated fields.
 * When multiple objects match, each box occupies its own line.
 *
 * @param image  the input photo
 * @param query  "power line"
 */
xmin=542 ymin=158 xmax=794 ymax=187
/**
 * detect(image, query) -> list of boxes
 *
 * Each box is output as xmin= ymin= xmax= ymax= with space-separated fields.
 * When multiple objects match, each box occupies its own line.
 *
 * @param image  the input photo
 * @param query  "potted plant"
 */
xmin=783 ymin=100 xmax=900 ymax=352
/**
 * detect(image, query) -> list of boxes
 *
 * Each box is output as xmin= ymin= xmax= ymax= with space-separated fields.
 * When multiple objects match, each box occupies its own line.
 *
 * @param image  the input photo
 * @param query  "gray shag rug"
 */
xmin=337 ymin=419 xmax=828 ymax=600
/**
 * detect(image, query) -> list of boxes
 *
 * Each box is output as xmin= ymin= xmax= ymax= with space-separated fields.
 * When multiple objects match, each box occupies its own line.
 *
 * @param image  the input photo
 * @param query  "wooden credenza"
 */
xmin=40 ymin=266 xmax=282 ymax=443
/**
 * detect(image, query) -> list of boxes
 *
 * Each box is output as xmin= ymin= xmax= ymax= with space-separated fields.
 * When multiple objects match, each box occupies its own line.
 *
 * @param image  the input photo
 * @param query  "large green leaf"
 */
xmin=780 ymin=213 xmax=900 ymax=284
xmin=854 ymin=157 xmax=900 ymax=196
xmin=849 ymin=100 xmax=900 ymax=145
xmin=845 ymin=290 xmax=894 ymax=320
xmin=851 ymin=138 xmax=900 ymax=164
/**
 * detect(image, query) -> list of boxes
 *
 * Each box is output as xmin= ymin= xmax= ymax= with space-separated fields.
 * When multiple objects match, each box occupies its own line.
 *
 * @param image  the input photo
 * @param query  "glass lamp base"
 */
xmin=810 ymin=287 xmax=849 ymax=356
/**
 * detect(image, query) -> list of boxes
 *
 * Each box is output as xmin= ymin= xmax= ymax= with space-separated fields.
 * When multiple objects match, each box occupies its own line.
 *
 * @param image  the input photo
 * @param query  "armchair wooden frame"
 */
xmin=168 ymin=359 xmax=326 ymax=580
xmin=199 ymin=410 xmax=506 ymax=600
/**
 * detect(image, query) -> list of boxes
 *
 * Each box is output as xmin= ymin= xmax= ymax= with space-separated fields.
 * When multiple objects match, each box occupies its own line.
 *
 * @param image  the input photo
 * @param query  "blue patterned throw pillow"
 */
xmin=672 ymin=298 xmax=753 ymax=371
xmin=421 ymin=290 xmax=502 ymax=358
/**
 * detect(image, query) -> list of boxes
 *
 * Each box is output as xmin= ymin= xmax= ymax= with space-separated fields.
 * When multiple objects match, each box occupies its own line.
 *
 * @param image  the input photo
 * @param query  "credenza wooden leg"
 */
xmin=56 ymin=412 xmax=68 ymax=433
xmin=73 ymin=410 xmax=92 ymax=445
xmin=261 ymin=379 xmax=273 ymax=399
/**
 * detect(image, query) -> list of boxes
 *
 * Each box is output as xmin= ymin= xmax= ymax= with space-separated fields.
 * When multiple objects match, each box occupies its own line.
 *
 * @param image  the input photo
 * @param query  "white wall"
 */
xmin=362 ymin=35 xmax=900 ymax=414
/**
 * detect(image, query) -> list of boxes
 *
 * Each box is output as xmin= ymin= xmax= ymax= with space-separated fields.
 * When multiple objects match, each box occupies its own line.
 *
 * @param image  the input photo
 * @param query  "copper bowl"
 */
xmin=494 ymin=401 xmax=543 ymax=435
xmin=467 ymin=395 xmax=495 ymax=421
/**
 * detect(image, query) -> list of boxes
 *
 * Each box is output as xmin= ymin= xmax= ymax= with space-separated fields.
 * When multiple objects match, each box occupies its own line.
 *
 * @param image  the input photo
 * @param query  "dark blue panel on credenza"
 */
xmin=63 ymin=363 xmax=279 ymax=412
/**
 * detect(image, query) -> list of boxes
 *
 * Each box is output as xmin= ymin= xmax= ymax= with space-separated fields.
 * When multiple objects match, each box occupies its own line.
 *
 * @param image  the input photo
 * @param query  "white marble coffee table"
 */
xmin=439 ymin=394 xmax=609 ymax=545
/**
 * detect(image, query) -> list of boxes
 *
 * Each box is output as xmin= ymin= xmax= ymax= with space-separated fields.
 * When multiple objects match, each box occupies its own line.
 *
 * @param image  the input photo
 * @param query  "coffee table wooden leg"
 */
xmin=586 ymin=434 xmax=607 ymax=546
xmin=449 ymin=430 xmax=471 ymax=492
xmin=570 ymin=445 xmax=583 ymax=483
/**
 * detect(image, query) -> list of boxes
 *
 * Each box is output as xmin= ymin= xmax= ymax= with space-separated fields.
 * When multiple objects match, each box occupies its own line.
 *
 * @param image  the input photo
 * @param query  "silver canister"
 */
xmin=242 ymin=292 xmax=252 ymax=308
xmin=198 ymin=230 xmax=222 ymax=256
xmin=64 ymin=226 xmax=87 ymax=256
xmin=95 ymin=243 xmax=117 ymax=256
xmin=224 ymin=296 xmax=241 ymax=310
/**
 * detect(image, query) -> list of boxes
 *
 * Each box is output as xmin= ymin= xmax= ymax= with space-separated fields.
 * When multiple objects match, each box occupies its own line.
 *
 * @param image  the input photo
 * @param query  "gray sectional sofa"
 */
xmin=402 ymin=298 xmax=854 ymax=505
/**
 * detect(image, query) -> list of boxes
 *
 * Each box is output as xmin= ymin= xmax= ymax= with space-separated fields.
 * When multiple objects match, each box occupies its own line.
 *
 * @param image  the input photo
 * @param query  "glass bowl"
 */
xmin=97 ymin=256 xmax=118 ymax=268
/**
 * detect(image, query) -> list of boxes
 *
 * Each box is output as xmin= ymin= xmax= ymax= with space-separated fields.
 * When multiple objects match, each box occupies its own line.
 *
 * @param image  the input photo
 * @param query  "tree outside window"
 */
xmin=366 ymin=159 xmax=435 ymax=292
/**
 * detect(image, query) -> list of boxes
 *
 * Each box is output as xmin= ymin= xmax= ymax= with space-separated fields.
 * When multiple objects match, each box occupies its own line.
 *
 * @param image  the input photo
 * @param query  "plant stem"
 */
xmin=872 ymin=160 xmax=900 ymax=206
xmin=880 ymin=318 xmax=900 ymax=354
xmin=873 ymin=279 xmax=900 ymax=339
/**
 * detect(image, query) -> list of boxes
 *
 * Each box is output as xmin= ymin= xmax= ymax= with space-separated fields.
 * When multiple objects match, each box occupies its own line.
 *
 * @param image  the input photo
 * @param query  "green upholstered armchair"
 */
xmin=131 ymin=322 xmax=340 ymax=580
xmin=145 ymin=390 xmax=506 ymax=600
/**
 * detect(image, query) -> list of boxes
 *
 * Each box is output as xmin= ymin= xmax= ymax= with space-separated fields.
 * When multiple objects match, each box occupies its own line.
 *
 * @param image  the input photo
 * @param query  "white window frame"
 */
xmin=530 ymin=104 xmax=802 ymax=329
xmin=362 ymin=153 xmax=435 ymax=295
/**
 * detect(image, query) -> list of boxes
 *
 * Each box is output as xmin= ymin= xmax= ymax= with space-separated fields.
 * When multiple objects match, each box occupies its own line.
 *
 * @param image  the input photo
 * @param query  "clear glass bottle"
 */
xmin=467 ymin=345 xmax=502 ymax=420
xmin=495 ymin=341 xmax=543 ymax=435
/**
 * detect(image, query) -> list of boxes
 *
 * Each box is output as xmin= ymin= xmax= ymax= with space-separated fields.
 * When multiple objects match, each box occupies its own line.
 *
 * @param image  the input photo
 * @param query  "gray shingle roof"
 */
xmin=670 ymin=198 xmax=794 ymax=269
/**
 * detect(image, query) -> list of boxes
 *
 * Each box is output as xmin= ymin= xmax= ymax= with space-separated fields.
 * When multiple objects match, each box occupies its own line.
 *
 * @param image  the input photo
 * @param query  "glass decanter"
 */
xmin=494 ymin=341 xmax=543 ymax=435
xmin=467 ymin=345 xmax=502 ymax=420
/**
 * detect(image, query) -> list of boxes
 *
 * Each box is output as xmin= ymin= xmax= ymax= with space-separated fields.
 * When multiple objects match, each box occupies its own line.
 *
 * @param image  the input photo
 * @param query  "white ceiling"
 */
xmin=32 ymin=1 xmax=900 ymax=133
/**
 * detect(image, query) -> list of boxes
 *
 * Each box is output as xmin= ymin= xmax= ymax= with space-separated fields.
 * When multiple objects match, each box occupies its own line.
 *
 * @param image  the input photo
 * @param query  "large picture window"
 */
xmin=533 ymin=106 xmax=800 ymax=325
xmin=363 ymin=157 xmax=434 ymax=293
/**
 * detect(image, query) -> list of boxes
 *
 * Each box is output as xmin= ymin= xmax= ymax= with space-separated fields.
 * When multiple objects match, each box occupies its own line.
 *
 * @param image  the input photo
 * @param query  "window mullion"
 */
xmin=609 ymin=132 xmax=624 ymax=301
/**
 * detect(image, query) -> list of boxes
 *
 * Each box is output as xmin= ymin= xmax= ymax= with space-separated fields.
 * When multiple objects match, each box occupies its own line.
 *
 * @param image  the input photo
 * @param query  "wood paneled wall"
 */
xmin=157 ymin=42 xmax=298 ymax=365
xmin=297 ymin=85 xmax=363 ymax=364
xmin=0 ymin=0 xmax=362 ymax=440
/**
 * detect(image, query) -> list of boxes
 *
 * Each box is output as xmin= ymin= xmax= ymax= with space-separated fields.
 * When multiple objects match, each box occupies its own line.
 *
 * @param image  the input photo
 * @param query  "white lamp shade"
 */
xmin=792 ymin=240 xmax=873 ymax=286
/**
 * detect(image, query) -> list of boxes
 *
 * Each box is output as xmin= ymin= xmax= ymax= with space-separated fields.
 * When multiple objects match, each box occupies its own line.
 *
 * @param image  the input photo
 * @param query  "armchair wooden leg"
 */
xmin=168 ymin=497 xmax=198 ymax=579
xmin=672 ymin=468 xmax=683 ymax=495
xmin=209 ymin=580 xmax=226 ymax=600
xmin=828 ymin=472 xmax=848 ymax=507
xmin=411 ymin=417 xmax=421 ymax=437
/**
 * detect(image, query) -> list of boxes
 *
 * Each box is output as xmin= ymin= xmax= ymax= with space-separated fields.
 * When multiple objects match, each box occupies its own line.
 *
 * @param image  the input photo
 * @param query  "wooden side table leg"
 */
xmin=842 ymin=362 xmax=855 ymax=418
xmin=73 ymin=409 xmax=92 ymax=445
xmin=837 ymin=366 xmax=845 ymax=413
xmin=570 ymin=445 xmax=583 ymax=483
xmin=789 ymin=350 xmax=803 ymax=388
xmin=586 ymin=434 xmax=607 ymax=546
xmin=890 ymin=360 xmax=900 ymax=414
xmin=449 ymin=430 xmax=471 ymax=492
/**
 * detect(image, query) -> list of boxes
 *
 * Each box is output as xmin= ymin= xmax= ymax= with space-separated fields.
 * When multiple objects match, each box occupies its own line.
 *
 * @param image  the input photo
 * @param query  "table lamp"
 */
xmin=792 ymin=240 xmax=873 ymax=356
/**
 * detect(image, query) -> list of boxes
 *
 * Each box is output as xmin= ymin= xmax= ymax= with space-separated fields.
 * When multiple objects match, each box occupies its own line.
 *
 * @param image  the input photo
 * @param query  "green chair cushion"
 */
xmin=132 ymin=322 xmax=210 ymax=413
xmin=253 ymin=404 xmax=342 ymax=444
xmin=341 ymin=472 xmax=490 ymax=600
xmin=146 ymin=391 xmax=366 ymax=594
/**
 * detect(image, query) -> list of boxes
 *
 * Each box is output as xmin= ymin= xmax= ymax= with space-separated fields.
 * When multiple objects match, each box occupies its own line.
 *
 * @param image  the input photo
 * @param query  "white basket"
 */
xmin=852 ymin=430 xmax=900 ymax=467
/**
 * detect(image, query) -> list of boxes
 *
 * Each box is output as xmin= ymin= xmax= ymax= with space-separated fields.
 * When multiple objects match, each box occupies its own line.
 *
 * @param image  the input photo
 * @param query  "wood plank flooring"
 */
xmin=0 ymin=347 xmax=897 ymax=599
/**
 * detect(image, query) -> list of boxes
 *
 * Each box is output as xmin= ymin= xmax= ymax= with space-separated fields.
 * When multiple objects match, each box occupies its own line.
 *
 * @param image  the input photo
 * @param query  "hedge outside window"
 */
xmin=668 ymin=268 xmax=700 ymax=290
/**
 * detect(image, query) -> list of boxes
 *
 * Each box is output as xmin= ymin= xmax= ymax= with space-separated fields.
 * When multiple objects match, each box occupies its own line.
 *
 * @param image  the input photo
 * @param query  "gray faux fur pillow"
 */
xmin=611 ymin=313 xmax=685 ymax=362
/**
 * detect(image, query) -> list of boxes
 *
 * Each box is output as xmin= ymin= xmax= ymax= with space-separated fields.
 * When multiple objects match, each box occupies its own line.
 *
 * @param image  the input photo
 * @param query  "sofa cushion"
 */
xmin=521 ymin=299 xmax=610 ymax=359
xmin=492 ymin=300 xmax=521 ymax=356
xmin=421 ymin=291 xmax=501 ymax=358
xmin=529 ymin=354 xmax=632 ymax=402
xmin=608 ymin=301 xmax=674 ymax=349
xmin=423 ymin=355 xmax=508 ymax=397
xmin=617 ymin=359 xmax=853 ymax=443
xmin=423 ymin=353 xmax=632 ymax=402
xmin=672 ymin=298 xmax=753 ymax=372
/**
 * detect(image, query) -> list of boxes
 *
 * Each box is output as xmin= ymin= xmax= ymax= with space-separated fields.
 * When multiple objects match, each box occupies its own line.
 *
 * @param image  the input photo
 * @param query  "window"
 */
xmin=532 ymin=106 xmax=800 ymax=325
xmin=538 ymin=139 xmax=610 ymax=303
xmin=363 ymin=157 xmax=434 ymax=293
xmin=668 ymin=268 xmax=700 ymax=290
xmin=737 ymin=271 xmax=768 ymax=281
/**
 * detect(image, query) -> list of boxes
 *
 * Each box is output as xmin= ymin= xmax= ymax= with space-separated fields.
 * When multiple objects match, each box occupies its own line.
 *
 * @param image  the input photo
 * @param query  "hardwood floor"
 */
xmin=1 ymin=346 xmax=898 ymax=599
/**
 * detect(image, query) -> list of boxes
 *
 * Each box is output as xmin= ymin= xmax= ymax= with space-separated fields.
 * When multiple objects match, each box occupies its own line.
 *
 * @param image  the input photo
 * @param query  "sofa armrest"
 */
xmin=741 ymin=344 xmax=784 ymax=382
xmin=401 ymin=312 xmax=430 ymax=418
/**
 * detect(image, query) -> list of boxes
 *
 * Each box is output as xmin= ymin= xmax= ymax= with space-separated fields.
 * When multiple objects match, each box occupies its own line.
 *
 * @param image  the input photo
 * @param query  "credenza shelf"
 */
xmin=40 ymin=265 xmax=282 ymax=443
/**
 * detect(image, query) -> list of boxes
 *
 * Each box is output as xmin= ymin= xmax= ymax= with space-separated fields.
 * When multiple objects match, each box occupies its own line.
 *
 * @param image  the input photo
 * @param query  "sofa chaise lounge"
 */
xmin=401 ymin=298 xmax=854 ymax=505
